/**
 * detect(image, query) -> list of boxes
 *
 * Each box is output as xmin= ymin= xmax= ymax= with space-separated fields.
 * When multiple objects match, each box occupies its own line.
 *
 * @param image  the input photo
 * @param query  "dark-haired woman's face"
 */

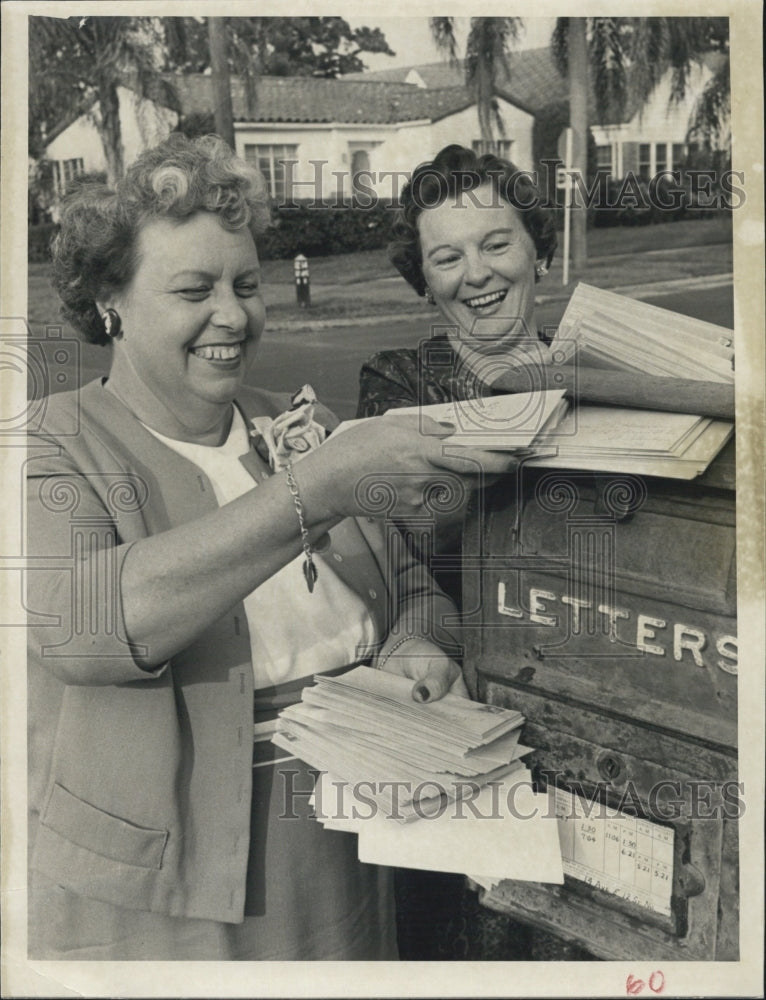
xmin=106 ymin=211 xmax=265 ymax=437
xmin=418 ymin=182 xmax=538 ymax=360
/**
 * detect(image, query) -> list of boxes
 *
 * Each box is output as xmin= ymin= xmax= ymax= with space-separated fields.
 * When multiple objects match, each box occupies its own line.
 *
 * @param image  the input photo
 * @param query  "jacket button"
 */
xmin=368 ymin=588 xmax=377 ymax=599
xmin=333 ymin=553 xmax=343 ymax=562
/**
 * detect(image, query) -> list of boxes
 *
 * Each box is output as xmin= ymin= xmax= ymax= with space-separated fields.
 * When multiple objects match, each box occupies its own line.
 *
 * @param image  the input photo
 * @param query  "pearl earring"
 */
xmin=424 ymin=287 xmax=435 ymax=305
xmin=103 ymin=308 xmax=122 ymax=338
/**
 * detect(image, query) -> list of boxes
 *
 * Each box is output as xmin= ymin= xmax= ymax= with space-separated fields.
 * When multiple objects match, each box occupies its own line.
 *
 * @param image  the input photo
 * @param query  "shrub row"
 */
xmin=259 ymin=201 xmax=396 ymax=260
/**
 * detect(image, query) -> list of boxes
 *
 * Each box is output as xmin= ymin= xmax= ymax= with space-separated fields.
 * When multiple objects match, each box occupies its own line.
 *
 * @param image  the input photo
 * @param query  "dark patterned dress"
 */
xmin=356 ymin=333 xmax=595 ymax=962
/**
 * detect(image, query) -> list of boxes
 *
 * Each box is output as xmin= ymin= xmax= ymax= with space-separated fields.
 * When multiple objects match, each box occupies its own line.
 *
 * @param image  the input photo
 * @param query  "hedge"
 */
xmin=29 ymin=222 xmax=59 ymax=263
xmin=259 ymin=200 xmax=396 ymax=260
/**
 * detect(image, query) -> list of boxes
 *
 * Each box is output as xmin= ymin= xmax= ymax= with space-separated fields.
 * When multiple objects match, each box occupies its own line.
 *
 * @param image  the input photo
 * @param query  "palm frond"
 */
xmin=687 ymin=58 xmax=731 ymax=151
xmin=589 ymin=17 xmax=628 ymax=120
xmin=429 ymin=17 xmax=459 ymax=66
xmin=551 ymin=18 xmax=569 ymax=77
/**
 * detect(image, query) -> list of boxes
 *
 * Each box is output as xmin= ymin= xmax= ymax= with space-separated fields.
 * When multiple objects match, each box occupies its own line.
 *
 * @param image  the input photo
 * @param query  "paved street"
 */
xmin=29 ymin=282 xmax=734 ymax=419
xmin=251 ymin=283 xmax=736 ymax=419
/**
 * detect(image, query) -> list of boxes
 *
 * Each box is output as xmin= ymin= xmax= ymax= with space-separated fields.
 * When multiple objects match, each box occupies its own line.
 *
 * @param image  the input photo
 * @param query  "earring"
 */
xmin=103 ymin=308 xmax=122 ymax=338
xmin=424 ymin=287 xmax=436 ymax=306
xmin=535 ymin=262 xmax=549 ymax=278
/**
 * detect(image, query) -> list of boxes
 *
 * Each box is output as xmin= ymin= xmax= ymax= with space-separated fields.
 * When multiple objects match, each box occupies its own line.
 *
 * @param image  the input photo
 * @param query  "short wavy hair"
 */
xmin=389 ymin=144 xmax=557 ymax=298
xmin=51 ymin=133 xmax=271 ymax=344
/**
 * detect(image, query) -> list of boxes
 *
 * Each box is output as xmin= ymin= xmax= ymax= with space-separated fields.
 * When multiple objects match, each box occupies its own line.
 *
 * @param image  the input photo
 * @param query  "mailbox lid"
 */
xmin=517 ymin=478 xmax=736 ymax=617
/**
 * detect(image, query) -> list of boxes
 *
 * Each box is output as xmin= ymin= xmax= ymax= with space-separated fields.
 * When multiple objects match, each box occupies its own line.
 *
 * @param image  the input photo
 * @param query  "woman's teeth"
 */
xmin=191 ymin=344 xmax=241 ymax=361
xmin=464 ymin=290 xmax=508 ymax=309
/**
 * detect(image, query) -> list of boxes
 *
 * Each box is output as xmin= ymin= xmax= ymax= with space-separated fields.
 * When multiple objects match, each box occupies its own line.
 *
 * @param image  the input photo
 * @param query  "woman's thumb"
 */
xmin=411 ymin=658 xmax=462 ymax=703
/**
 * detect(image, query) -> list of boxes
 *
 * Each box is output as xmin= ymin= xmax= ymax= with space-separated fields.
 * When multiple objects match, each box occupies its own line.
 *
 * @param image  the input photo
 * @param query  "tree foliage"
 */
xmin=29 ymin=15 xmax=178 ymax=178
xmin=429 ymin=17 xmax=523 ymax=144
xmin=551 ymin=16 xmax=730 ymax=148
xmin=162 ymin=16 xmax=394 ymax=79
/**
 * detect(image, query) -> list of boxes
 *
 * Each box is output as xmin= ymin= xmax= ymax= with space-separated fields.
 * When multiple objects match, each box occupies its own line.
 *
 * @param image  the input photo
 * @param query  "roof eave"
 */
xmin=233 ymin=117 xmax=433 ymax=129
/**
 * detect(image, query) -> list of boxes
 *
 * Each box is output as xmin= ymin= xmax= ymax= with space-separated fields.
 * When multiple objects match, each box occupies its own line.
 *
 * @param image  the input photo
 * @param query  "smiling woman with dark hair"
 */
xmin=358 ymin=143 xmax=734 ymax=420
xmin=27 ymin=134 xmax=518 ymax=961
xmin=359 ymin=144 xmax=559 ymax=418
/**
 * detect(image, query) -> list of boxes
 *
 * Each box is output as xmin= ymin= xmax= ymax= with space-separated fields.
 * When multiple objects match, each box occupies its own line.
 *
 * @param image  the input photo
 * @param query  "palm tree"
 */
xmin=551 ymin=16 xmax=730 ymax=265
xmin=207 ymin=17 xmax=235 ymax=148
xmin=29 ymin=15 xmax=179 ymax=184
xmin=429 ymin=17 xmax=523 ymax=149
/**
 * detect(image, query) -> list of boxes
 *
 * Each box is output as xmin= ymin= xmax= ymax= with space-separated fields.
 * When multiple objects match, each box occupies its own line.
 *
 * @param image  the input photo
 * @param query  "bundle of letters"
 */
xmin=551 ymin=281 xmax=735 ymax=383
xmin=273 ymin=666 xmax=564 ymax=882
xmin=526 ymin=405 xmax=733 ymax=479
xmin=337 ymin=386 xmax=732 ymax=480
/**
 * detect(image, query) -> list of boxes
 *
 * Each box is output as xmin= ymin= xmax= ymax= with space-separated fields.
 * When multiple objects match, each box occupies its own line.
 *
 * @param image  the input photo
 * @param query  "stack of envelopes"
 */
xmin=333 ymin=388 xmax=569 ymax=451
xmin=273 ymin=666 xmax=564 ymax=882
xmin=552 ymin=281 xmax=735 ymax=383
xmin=526 ymin=405 xmax=733 ymax=479
xmin=273 ymin=666 xmax=529 ymax=821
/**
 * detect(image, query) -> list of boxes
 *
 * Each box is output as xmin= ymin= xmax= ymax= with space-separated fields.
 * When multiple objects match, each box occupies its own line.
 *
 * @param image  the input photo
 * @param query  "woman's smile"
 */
xmin=189 ymin=340 xmax=246 ymax=365
xmin=462 ymin=288 xmax=509 ymax=313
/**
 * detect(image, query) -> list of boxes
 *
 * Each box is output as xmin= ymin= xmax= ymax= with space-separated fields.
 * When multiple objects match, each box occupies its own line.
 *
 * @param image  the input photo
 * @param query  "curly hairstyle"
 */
xmin=51 ymin=134 xmax=271 ymax=345
xmin=388 ymin=144 xmax=557 ymax=298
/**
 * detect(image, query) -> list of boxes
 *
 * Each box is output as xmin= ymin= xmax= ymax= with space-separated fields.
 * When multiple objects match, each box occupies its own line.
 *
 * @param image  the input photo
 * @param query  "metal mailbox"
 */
xmin=460 ymin=440 xmax=738 ymax=960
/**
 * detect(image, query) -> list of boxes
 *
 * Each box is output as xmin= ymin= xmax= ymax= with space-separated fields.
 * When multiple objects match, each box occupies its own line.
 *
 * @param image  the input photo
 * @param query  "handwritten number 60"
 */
xmin=626 ymin=970 xmax=665 ymax=995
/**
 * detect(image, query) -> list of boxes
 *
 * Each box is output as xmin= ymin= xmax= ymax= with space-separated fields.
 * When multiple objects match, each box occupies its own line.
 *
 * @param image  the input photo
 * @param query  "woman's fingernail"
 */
xmin=438 ymin=421 xmax=456 ymax=431
xmin=414 ymin=683 xmax=430 ymax=702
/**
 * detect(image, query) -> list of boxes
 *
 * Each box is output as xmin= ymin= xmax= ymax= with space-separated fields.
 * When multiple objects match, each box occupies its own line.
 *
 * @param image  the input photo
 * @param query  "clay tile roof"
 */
xmin=345 ymin=48 xmax=567 ymax=115
xmin=167 ymin=74 xmax=475 ymax=124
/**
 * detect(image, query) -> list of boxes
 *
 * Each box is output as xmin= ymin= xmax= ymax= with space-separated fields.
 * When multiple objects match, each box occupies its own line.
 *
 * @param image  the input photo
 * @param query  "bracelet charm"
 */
xmin=285 ymin=460 xmax=317 ymax=593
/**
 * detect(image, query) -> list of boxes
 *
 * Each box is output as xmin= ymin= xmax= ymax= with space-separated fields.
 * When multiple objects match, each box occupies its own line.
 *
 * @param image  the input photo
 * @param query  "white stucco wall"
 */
xmin=45 ymin=86 xmax=177 ymax=177
xmin=233 ymin=97 xmax=535 ymax=203
xmin=427 ymin=99 xmax=535 ymax=171
xmin=590 ymin=62 xmax=717 ymax=169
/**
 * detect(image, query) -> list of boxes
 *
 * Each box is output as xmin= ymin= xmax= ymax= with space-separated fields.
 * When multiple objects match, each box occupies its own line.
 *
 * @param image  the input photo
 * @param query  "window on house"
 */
xmin=243 ymin=144 xmax=297 ymax=203
xmin=472 ymin=139 xmax=514 ymax=159
xmin=595 ymin=145 xmax=612 ymax=175
xmin=655 ymin=142 xmax=668 ymax=174
xmin=54 ymin=158 xmax=84 ymax=195
xmin=638 ymin=143 xmax=652 ymax=182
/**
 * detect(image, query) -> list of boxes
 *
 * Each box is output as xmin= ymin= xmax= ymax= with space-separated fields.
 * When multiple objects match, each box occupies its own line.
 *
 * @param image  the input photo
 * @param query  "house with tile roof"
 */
xmin=349 ymin=49 xmax=728 ymax=179
xmin=42 ymin=48 xmax=725 ymax=207
xmin=43 ymin=73 xmax=536 ymax=203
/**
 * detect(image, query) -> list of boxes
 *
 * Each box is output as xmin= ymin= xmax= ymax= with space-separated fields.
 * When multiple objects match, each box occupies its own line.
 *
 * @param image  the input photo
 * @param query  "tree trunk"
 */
xmin=97 ymin=79 xmax=124 ymax=185
xmin=208 ymin=17 xmax=235 ymax=150
xmin=568 ymin=17 xmax=589 ymax=267
xmin=476 ymin=58 xmax=493 ymax=146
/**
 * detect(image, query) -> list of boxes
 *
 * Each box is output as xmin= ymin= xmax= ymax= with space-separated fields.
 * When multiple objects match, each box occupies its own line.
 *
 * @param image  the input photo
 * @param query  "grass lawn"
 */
xmin=28 ymin=214 xmax=733 ymax=335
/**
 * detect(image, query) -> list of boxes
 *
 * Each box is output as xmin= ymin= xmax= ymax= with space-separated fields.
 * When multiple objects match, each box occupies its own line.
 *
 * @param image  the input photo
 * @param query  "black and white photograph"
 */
xmin=1 ymin=1 xmax=763 ymax=996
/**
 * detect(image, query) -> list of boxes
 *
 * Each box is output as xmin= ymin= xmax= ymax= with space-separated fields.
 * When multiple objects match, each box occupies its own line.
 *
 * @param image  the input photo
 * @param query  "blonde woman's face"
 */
xmin=418 ymin=182 xmax=538 ymax=359
xmin=107 ymin=211 xmax=265 ymax=430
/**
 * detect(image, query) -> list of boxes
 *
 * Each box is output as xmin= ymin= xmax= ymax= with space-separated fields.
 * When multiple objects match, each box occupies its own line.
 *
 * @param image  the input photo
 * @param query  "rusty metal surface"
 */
xmin=474 ymin=682 xmax=735 ymax=959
